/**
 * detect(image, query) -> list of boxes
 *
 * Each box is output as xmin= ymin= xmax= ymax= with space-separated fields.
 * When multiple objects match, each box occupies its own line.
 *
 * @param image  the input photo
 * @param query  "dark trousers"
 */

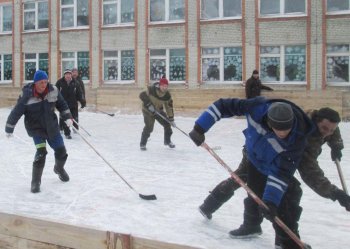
xmin=244 ymin=163 xmax=303 ymax=249
xmin=60 ymin=106 xmax=79 ymax=135
xmin=140 ymin=109 xmax=172 ymax=146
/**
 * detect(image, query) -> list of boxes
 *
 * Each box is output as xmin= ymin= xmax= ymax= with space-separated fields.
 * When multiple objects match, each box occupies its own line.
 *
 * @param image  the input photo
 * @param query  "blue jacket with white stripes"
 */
xmin=5 ymin=83 xmax=72 ymax=139
xmin=195 ymin=97 xmax=314 ymax=206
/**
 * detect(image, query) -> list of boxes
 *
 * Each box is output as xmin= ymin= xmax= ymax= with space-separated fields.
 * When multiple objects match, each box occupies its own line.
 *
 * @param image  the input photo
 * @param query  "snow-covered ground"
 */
xmin=1 ymin=108 xmax=349 ymax=249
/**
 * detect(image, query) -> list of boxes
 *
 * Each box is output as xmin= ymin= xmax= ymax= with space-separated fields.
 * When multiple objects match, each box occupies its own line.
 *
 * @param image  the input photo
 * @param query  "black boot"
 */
xmin=31 ymin=148 xmax=47 ymax=193
xmin=54 ymin=147 xmax=69 ymax=182
xmin=229 ymin=224 xmax=262 ymax=238
xmin=164 ymin=129 xmax=175 ymax=148
xmin=140 ymin=131 xmax=149 ymax=151
xmin=199 ymin=178 xmax=237 ymax=219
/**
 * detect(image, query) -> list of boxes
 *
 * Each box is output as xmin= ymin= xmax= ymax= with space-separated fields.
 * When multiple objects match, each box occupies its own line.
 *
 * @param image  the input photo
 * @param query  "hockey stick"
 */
xmin=72 ymin=119 xmax=92 ymax=136
xmin=154 ymin=110 xmax=222 ymax=150
xmin=72 ymin=126 xmax=156 ymax=201
xmin=335 ymin=159 xmax=348 ymax=195
xmin=96 ymin=109 xmax=115 ymax=117
xmin=201 ymin=142 xmax=310 ymax=249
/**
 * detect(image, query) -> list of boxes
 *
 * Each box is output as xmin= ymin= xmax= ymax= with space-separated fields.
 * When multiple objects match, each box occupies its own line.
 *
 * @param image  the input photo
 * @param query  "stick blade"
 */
xmin=108 ymin=114 xmax=115 ymax=117
xmin=139 ymin=193 xmax=157 ymax=200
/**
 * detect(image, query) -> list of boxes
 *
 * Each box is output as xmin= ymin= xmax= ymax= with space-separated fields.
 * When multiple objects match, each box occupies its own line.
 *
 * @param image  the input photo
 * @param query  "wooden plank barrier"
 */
xmin=0 ymin=212 xmax=200 ymax=249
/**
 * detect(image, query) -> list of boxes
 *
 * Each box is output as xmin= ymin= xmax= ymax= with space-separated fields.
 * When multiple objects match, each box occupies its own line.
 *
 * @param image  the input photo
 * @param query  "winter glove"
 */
xmin=170 ymin=121 xmax=176 ymax=127
xmin=259 ymin=201 xmax=278 ymax=222
xmin=189 ymin=124 xmax=205 ymax=146
xmin=65 ymin=119 xmax=73 ymax=127
xmin=80 ymin=99 xmax=86 ymax=109
xmin=334 ymin=189 xmax=350 ymax=211
xmin=6 ymin=133 xmax=13 ymax=138
xmin=331 ymin=148 xmax=342 ymax=162
xmin=146 ymin=103 xmax=155 ymax=114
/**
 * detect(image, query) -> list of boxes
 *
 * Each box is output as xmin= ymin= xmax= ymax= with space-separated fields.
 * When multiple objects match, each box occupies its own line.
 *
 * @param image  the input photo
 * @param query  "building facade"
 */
xmin=0 ymin=0 xmax=349 ymax=116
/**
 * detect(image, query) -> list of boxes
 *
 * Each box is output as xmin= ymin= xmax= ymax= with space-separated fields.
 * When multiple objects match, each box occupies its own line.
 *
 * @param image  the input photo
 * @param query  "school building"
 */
xmin=0 ymin=0 xmax=349 ymax=118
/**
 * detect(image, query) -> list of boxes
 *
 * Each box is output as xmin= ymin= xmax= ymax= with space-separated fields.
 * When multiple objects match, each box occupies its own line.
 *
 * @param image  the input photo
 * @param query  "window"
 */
xmin=24 ymin=1 xmax=49 ymax=31
xmin=150 ymin=0 xmax=185 ymax=22
xmin=327 ymin=0 xmax=350 ymax=13
xmin=201 ymin=47 xmax=242 ymax=83
xmin=24 ymin=53 xmax=49 ymax=81
xmin=103 ymin=50 xmax=135 ymax=83
xmin=103 ymin=0 xmax=134 ymax=26
xmin=201 ymin=0 xmax=241 ymax=20
xmin=260 ymin=0 xmax=305 ymax=16
xmin=62 ymin=51 xmax=90 ymax=81
xmin=149 ymin=48 xmax=186 ymax=82
xmin=260 ymin=45 xmax=306 ymax=83
xmin=61 ymin=0 xmax=89 ymax=28
xmin=0 ymin=5 xmax=12 ymax=33
xmin=0 ymin=54 xmax=12 ymax=83
xmin=326 ymin=44 xmax=349 ymax=85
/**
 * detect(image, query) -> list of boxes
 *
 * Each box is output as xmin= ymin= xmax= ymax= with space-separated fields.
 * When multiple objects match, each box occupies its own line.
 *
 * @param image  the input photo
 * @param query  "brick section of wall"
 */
xmin=1 ymin=87 xmax=349 ymax=120
xmin=200 ymin=23 xmax=242 ymax=46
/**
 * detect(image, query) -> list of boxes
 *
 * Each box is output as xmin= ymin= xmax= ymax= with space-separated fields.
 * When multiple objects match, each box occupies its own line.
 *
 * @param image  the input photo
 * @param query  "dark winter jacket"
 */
xmin=245 ymin=76 xmax=273 ymax=99
xmin=73 ymin=75 xmax=86 ymax=100
xmin=56 ymin=77 xmax=85 ymax=109
xmin=139 ymin=83 xmax=174 ymax=121
xmin=194 ymin=97 xmax=314 ymax=206
xmin=5 ymin=83 xmax=72 ymax=139
xmin=298 ymin=110 xmax=344 ymax=200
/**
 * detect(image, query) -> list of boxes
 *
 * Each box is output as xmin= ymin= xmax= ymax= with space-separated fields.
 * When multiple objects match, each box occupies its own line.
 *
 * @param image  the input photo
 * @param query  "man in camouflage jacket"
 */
xmin=139 ymin=77 xmax=175 ymax=150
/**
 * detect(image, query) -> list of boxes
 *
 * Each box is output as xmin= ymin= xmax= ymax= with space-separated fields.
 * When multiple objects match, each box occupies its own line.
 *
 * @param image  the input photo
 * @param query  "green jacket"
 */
xmin=298 ymin=110 xmax=344 ymax=200
xmin=139 ymin=83 xmax=174 ymax=120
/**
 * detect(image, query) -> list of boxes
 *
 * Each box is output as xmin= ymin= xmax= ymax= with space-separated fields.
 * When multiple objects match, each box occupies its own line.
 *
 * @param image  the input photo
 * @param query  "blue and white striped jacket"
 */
xmin=195 ymin=97 xmax=314 ymax=206
xmin=5 ymin=83 xmax=72 ymax=139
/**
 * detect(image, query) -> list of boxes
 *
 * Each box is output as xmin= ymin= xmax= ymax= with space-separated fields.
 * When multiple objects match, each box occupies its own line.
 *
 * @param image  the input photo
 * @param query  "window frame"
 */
xmin=60 ymin=0 xmax=89 ymax=29
xmin=259 ymin=44 xmax=307 ymax=84
xmin=0 ymin=4 xmax=12 ymax=34
xmin=149 ymin=48 xmax=186 ymax=84
xmin=326 ymin=43 xmax=350 ymax=86
xmin=0 ymin=54 xmax=12 ymax=83
xmin=103 ymin=49 xmax=135 ymax=84
xmin=149 ymin=0 xmax=185 ymax=24
xmin=201 ymin=46 xmax=243 ymax=84
xmin=326 ymin=0 xmax=350 ymax=14
xmin=23 ymin=1 xmax=49 ymax=32
xmin=102 ymin=0 xmax=135 ymax=27
xmin=200 ymin=0 xmax=242 ymax=21
xmin=259 ymin=0 xmax=307 ymax=17
xmin=61 ymin=51 xmax=90 ymax=83
xmin=24 ymin=52 xmax=49 ymax=82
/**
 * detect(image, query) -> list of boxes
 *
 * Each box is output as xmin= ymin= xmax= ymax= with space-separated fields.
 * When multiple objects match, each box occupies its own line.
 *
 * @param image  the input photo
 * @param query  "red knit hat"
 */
xmin=159 ymin=77 xmax=169 ymax=86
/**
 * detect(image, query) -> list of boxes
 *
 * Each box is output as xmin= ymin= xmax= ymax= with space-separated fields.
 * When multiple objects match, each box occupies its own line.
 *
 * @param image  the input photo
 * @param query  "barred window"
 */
xmin=326 ymin=44 xmax=349 ymax=85
xmin=150 ymin=48 xmax=186 ymax=83
xmin=24 ymin=53 xmax=49 ymax=82
xmin=260 ymin=45 xmax=306 ymax=83
xmin=0 ymin=54 xmax=12 ymax=83
xmin=150 ymin=0 xmax=185 ymax=22
xmin=62 ymin=51 xmax=90 ymax=81
xmin=260 ymin=0 xmax=305 ymax=16
xmin=24 ymin=1 xmax=49 ymax=31
xmin=201 ymin=0 xmax=241 ymax=20
xmin=202 ymin=47 xmax=242 ymax=83
xmin=103 ymin=50 xmax=135 ymax=83
xmin=103 ymin=0 xmax=134 ymax=26
xmin=0 ymin=4 xmax=12 ymax=33
xmin=61 ymin=0 xmax=89 ymax=28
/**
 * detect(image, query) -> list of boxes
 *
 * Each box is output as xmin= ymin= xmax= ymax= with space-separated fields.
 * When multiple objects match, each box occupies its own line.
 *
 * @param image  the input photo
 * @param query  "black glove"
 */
xmin=260 ymin=201 xmax=278 ymax=222
xmin=331 ymin=149 xmax=342 ymax=161
xmin=146 ymin=103 xmax=155 ymax=114
xmin=189 ymin=124 xmax=205 ymax=146
xmin=334 ymin=189 xmax=350 ymax=211
xmin=80 ymin=99 xmax=86 ymax=109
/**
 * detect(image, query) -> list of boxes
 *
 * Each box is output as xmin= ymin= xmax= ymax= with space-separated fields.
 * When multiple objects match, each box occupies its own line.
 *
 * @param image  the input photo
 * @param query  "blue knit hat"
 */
xmin=33 ymin=70 xmax=48 ymax=83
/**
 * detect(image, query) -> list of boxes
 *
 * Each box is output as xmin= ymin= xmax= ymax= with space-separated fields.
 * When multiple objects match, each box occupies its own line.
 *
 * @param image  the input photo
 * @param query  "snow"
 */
xmin=1 ymin=107 xmax=349 ymax=249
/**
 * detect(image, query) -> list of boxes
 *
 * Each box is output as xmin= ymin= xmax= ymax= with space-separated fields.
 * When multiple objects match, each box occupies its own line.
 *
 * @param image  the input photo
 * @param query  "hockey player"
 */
xmin=5 ymin=70 xmax=73 ymax=193
xmin=139 ymin=76 xmax=175 ymax=150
